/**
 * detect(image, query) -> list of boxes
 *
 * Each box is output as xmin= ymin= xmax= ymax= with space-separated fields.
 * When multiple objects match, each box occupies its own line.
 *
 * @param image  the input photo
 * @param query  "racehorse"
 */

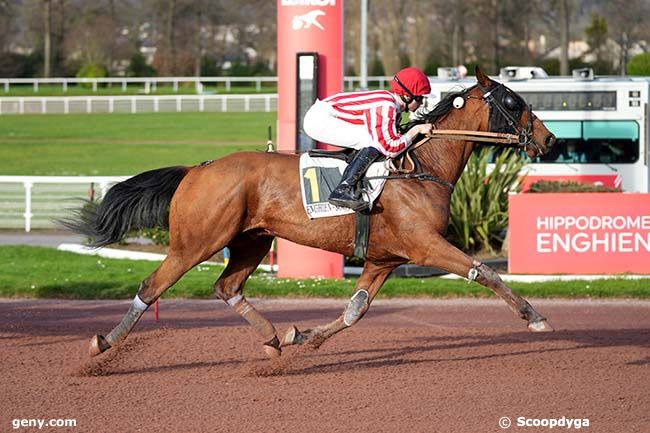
xmin=64 ymin=66 xmax=556 ymax=359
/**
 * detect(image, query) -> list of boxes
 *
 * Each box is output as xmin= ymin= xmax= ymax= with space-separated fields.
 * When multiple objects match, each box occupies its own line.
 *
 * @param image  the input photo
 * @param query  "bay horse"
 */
xmin=64 ymin=66 xmax=556 ymax=359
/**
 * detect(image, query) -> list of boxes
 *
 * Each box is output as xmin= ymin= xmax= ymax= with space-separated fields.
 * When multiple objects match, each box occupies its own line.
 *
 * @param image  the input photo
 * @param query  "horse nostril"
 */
xmin=546 ymin=134 xmax=556 ymax=149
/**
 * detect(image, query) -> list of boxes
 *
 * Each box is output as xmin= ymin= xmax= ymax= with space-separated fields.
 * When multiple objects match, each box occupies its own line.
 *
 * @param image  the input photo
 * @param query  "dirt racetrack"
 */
xmin=1 ymin=298 xmax=648 ymax=433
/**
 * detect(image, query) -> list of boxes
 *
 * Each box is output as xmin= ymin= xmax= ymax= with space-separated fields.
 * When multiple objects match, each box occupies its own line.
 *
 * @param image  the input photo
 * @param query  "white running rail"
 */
xmin=0 ymin=75 xmax=393 ymax=94
xmin=1 ymin=76 xmax=279 ymax=93
xmin=0 ymin=94 xmax=278 ymax=115
xmin=0 ymin=176 xmax=129 ymax=232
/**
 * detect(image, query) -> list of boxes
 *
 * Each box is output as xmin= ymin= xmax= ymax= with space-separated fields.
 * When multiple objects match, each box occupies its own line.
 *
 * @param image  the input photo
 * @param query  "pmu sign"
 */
xmin=276 ymin=0 xmax=343 ymax=279
xmin=509 ymin=193 xmax=650 ymax=274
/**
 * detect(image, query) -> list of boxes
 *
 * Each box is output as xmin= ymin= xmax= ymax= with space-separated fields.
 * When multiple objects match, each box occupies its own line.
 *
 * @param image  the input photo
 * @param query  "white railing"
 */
xmin=0 ymin=176 xmax=128 ymax=232
xmin=0 ymin=76 xmax=393 ymax=93
xmin=1 ymin=76 xmax=278 ymax=93
xmin=0 ymin=94 xmax=278 ymax=115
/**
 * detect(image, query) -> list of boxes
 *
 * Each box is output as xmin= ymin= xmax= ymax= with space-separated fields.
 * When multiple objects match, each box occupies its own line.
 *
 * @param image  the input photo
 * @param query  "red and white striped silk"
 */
xmin=322 ymin=90 xmax=411 ymax=157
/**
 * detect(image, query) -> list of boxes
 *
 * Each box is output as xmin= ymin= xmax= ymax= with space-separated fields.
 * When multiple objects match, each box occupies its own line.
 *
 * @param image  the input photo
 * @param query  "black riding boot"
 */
xmin=329 ymin=147 xmax=382 ymax=211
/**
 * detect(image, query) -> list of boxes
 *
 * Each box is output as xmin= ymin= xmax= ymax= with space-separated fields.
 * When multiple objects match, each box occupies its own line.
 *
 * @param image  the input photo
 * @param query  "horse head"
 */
xmin=406 ymin=67 xmax=557 ymax=187
xmin=473 ymin=66 xmax=556 ymax=157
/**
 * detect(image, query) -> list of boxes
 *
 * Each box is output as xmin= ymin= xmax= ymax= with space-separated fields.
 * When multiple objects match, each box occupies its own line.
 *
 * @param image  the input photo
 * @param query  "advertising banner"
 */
xmin=509 ymin=193 xmax=650 ymax=274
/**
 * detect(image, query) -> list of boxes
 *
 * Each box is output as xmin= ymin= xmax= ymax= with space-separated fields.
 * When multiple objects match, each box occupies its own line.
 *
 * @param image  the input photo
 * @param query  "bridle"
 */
xmin=475 ymin=82 xmax=543 ymax=157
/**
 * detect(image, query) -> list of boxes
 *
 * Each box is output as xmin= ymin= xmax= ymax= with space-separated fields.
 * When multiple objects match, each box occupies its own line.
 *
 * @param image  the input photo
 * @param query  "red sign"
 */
xmin=520 ymin=174 xmax=622 ymax=192
xmin=277 ymin=0 xmax=343 ymax=150
xmin=509 ymin=193 xmax=650 ymax=274
xmin=276 ymin=0 xmax=343 ymax=278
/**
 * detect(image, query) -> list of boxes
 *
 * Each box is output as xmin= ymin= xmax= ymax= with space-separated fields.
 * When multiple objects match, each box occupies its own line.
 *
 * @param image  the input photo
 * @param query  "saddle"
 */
xmin=307 ymin=147 xmax=420 ymax=174
xmin=307 ymin=148 xmax=359 ymax=163
xmin=302 ymin=148 xmax=391 ymax=260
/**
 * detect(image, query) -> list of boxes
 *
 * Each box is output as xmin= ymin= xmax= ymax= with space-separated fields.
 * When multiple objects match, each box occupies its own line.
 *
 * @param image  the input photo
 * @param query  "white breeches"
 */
xmin=303 ymin=99 xmax=373 ymax=151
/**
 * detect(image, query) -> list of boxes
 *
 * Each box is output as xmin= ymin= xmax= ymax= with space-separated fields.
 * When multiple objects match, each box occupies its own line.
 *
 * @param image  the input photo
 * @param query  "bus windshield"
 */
xmin=532 ymin=120 xmax=639 ymax=164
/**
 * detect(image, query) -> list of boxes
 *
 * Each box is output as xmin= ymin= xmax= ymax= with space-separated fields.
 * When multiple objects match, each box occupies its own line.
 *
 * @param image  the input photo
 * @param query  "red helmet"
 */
xmin=391 ymin=67 xmax=431 ymax=99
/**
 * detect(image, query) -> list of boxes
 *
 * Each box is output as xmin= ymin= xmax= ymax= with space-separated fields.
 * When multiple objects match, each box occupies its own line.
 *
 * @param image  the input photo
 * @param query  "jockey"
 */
xmin=303 ymin=66 xmax=434 ymax=211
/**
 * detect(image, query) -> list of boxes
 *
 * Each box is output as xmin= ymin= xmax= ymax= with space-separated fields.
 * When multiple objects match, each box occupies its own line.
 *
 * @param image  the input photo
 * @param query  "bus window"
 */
xmin=533 ymin=120 xmax=639 ymax=164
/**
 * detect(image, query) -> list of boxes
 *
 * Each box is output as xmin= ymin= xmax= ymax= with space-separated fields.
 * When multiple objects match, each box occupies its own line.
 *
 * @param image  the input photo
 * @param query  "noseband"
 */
xmin=476 ymin=83 xmax=542 ymax=156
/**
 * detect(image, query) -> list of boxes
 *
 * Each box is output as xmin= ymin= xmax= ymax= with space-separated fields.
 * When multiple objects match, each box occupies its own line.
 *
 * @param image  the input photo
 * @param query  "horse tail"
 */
xmin=59 ymin=166 xmax=191 ymax=248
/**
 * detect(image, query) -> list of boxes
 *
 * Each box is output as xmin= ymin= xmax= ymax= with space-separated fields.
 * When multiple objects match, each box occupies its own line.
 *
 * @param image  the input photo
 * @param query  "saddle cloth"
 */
xmin=299 ymin=153 xmax=389 ymax=219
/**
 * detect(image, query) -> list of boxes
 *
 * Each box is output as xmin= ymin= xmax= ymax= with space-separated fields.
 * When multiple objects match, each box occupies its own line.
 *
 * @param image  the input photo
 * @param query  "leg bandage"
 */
xmin=343 ymin=289 xmax=369 ymax=326
xmin=467 ymin=260 xmax=482 ymax=282
xmin=106 ymin=295 xmax=149 ymax=346
xmin=227 ymin=295 xmax=278 ymax=343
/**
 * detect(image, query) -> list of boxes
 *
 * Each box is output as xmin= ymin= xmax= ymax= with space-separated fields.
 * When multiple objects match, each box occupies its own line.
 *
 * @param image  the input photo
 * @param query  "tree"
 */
xmin=127 ymin=52 xmax=157 ymax=77
xmin=558 ymin=0 xmax=569 ymax=75
xmin=344 ymin=0 xmax=361 ymax=75
xmin=450 ymin=2 xmax=467 ymax=67
xmin=163 ymin=0 xmax=176 ymax=74
xmin=627 ymin=52 xmax=650 ymax=76
xmin=0 ymin=0 xmax=15 ymax=52
xmin=371 ymin=1 xmax=407 ymax=75
xmin=404 ymin=0 xmax=435 ymax=70
xmin=600 ymin=0 xmax=650 ymax=75
xmin=64 ymin=14 xmax=117 ymax=70
xmin=584 ymin=13 xmax=607 ymax=66
xmin=493 ymin=0 xmax=501 ymax=72
xmin=43 ymin=0 xmax=51 ymax=77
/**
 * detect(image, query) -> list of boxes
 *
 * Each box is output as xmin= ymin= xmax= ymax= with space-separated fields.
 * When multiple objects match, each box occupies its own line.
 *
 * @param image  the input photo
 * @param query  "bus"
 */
xmin=427 ymin=72 xmax=650 ymax=192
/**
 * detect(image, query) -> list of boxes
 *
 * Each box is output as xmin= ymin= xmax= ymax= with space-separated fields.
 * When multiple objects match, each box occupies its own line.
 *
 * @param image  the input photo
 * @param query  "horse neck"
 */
xmin=414 ymin=110 xmax=483 ymax=186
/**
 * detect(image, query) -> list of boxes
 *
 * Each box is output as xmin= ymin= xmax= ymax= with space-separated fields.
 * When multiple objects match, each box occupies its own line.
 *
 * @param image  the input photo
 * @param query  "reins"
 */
xmin=268 ymin=92 xmax=535 ymax=192
xmin=423 ymin=129 xmax=520 ymax=145
xmin=372 ymin=129 xmax=522 ymax=190
xmin=382 ymin=81 xmax=542 ymax=184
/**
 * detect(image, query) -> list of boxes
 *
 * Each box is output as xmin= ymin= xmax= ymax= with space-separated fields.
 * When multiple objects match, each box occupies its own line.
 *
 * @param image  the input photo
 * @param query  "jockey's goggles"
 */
xmin=393 ymin=75 xmax=424 ymax=105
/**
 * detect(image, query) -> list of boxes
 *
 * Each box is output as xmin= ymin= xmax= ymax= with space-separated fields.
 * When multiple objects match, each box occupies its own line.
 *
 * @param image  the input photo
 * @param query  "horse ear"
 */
xmin=475 ymin=66 xmax=491 ymax=88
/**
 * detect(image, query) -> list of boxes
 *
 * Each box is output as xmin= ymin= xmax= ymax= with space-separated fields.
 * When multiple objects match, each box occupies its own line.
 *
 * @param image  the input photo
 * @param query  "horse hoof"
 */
xmin=263 ymin=344 xmax=282 ymax=359
xmin=528 ymin=319 xmax=554 ymax=333
xmin=89 ymin=335 xmax=111 ymax=357
xmin=282 ymin=326 xmax=308 ymax=347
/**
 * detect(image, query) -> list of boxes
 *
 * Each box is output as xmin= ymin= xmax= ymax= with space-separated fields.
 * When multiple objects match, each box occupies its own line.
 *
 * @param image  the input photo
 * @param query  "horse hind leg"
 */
xmin=283 ymin=261 xmax=398 ymax=349
xmin=213 ymin=234 xmax=281 ymax=358
xmin=89 ymin=221 xmax=245 ymax=357
xmin=88 ymin=170 xmax=252 ymax=357
xmin=89 ymin=246 xmax=215 ymax=357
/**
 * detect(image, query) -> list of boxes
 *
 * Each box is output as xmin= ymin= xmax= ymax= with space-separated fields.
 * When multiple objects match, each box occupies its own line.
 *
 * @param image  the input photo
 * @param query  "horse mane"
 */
xmin=406 ymin=85 xmax=476 ymax=129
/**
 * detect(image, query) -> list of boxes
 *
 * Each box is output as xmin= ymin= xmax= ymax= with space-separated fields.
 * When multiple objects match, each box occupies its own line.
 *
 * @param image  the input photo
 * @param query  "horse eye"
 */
xmin=503 ymin=94 xmax=518 ymax=110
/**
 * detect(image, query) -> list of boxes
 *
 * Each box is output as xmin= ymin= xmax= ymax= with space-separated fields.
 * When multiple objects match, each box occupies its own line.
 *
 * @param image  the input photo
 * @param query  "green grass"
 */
xmin=1 ymin=246 xmax=648 ymax=299
xmin=2 ymin=84 xmax=278 ymax=97
xmin=0 ymin=112 xmax=277 ymax=175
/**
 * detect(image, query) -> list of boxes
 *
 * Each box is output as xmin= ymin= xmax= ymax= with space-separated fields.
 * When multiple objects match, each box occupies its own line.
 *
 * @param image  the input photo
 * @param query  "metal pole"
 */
xmin=360 ymin=0 xmax=368 ymax=90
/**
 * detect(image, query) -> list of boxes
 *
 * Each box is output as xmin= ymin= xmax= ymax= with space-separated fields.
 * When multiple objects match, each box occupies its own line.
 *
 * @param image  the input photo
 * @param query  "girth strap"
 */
xmin=366 ymin=172 xmax=455 ymax=191
xmin=353 ymin=210 xmax=370 ymax=259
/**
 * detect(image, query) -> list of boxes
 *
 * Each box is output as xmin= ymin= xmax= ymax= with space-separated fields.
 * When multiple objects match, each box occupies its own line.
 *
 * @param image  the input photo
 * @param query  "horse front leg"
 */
xmin=283 ymin=261 xmax=399 ymax=349
xmin=214 ymin=235 xmax=283 ymax=358
xmin=411 ymin=235 xmax=553 ymax=332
